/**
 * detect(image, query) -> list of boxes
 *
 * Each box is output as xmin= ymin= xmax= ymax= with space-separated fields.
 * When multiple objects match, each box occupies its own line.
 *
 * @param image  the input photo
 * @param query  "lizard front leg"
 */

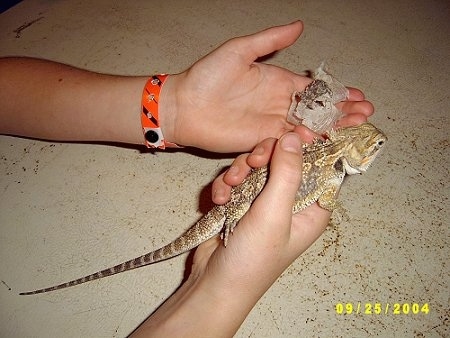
xmin=317 ymin=184 xmax=348 ymax=221
xmin=317 ymin=184 xmax=340 ymax=211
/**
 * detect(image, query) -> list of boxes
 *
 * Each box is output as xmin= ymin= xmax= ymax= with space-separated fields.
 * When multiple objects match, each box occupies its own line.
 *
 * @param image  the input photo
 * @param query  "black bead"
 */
xmin=145 ymin=130 xmax=159 ymax=143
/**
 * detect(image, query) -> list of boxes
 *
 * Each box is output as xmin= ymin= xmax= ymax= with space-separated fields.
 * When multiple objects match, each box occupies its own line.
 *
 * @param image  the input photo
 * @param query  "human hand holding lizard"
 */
xmin=131 ymin=130 xmax=330 ymax=337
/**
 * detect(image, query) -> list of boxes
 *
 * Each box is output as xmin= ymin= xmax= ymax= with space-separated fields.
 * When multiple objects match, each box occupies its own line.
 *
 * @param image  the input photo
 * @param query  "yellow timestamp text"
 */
xmin=335 ymin=302 xmax=429 ymax=315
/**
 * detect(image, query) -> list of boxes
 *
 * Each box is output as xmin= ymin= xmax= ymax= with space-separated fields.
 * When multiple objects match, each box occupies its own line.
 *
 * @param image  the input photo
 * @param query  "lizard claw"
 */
xmin=221 ymin=221 xmax=236 ymax=247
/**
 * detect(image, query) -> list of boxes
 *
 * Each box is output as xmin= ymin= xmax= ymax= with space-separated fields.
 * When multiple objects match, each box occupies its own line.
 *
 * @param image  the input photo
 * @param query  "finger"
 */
xmin=337 ymin=100 xmax=374 ymax=117
xmin=289 ymin=203 xmax=331 ymax=253
xmin=292 ymin=79 xmax=366 ymax=102
xmin=335 ymin=113 xmax=369 ymax=128
xmin=296 ymin=203 xmax=331 ymax=230
xmin=211 ymin=171 xmax=232 ymax=205
xmin=347 ymin=87 xmax=366 ymax=101
xmin=247 ymin=127 xmax=318 ymax=170
xmin=246 ymin=137 xmax=277 ymax=168
xmin=211 ymin=153 xmax=250 ymax=205
xmin=233 ymin=21 xmax=304 ymax=64
xmin=214 ymin=137 xmax=279 ymax=205
xmin=292 ymin=124 xmax=321 ymax=144
xmin=223 ymin=154 xmax=253 ymax=186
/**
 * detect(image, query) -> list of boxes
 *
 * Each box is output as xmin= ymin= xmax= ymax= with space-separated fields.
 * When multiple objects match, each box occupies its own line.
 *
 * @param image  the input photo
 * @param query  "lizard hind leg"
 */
xmin=220 ymin=220 xmax=237 ymax=247
xmin=220 ymin=201 xmax=253 ymax=247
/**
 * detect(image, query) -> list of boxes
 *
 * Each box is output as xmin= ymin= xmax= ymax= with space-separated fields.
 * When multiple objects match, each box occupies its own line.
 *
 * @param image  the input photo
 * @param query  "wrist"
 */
xmin=157 ymin=73 xmax=183 ymax=147
xmin=140 ymin=74 xmax=183 ymax=149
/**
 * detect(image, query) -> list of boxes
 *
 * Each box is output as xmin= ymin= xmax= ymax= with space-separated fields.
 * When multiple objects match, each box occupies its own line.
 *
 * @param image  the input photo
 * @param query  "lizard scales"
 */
xmin=20 ymin=122 xmax=386 ymax=295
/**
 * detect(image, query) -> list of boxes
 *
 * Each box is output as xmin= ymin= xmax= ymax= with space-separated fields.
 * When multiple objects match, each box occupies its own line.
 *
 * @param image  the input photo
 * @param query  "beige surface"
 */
xmin=0 ymin=1 xmax=448 ymax=337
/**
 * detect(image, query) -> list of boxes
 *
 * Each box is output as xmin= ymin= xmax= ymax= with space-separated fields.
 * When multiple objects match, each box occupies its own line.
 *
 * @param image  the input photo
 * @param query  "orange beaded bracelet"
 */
xmin=141 ymin=75 xmax=178 ymax=149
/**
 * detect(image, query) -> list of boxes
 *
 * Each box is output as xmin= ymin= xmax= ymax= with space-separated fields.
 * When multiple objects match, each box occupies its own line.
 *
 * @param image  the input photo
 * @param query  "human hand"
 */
xmin=159 ymin=21 xmax=373 ymax=152
xmin=203 ymin=129 xmax=331 ymax=276
xmin=135 ymin=131 xmax=336 ymax=337
xmin=188 ymin=131 xmax=329 ymax=335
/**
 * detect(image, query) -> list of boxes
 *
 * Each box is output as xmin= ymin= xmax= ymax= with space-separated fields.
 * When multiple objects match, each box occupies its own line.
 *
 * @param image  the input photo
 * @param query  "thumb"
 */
xmin=233 ymin=21 xmax=304 ymax=63
xmin=252 ymin=132 xmax=303 ymax=225
xmin=266 ymin=132 xmax=303 ymax=207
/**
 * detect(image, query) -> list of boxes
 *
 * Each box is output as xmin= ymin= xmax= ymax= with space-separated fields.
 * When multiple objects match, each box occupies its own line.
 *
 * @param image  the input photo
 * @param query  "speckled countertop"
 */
xmin=0 ymin=1 xmax=448 ymax=337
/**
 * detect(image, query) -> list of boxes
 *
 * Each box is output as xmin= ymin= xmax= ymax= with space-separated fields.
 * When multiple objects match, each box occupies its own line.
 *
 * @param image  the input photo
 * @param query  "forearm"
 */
xmin=0 ymin=57 xmax=147 ymax=144
xmin=130 ymin=271 xmax=262 ymax=338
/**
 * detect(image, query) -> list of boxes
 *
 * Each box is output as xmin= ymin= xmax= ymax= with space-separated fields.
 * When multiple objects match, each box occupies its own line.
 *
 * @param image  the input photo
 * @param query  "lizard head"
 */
xmin=330 ymin=123 xmax=387 ymax=175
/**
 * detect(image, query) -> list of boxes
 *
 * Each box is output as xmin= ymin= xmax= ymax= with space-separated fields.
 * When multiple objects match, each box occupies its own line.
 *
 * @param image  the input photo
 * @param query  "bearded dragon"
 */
xmin=20 ymin=122 xmax=386 ymax=295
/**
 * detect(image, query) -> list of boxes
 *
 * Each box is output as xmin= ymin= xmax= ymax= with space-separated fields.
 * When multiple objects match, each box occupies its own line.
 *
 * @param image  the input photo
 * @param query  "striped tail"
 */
xmin=20 ymin=209 xmax=226 ymax=295
xmin=19 ymin=249 xmax=171 ymax=295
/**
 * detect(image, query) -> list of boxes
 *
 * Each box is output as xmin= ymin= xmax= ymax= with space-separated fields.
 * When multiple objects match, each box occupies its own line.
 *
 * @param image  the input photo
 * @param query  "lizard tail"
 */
xmin=20 ymin=260 xmax=135 ymax=295
xmin=20 ymin=210 xmax=226 ymax=295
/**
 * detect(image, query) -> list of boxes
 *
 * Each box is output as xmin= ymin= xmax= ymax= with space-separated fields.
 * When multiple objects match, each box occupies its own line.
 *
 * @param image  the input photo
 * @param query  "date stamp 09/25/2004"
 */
xmin=335 ymin=303 xmax=430 ymax=315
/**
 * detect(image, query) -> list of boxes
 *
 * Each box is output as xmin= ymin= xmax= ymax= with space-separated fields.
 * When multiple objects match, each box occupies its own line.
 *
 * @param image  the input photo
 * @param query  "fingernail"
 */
xmin=227 ymin=165 xmax=239 ymax=177
xmin=251 ymin=145 xmax=265 ymax=156
xmin=280 ymin=133 xmax=301 ymax=154
xmin=213 ymin=187 xmax=225 ymax=202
